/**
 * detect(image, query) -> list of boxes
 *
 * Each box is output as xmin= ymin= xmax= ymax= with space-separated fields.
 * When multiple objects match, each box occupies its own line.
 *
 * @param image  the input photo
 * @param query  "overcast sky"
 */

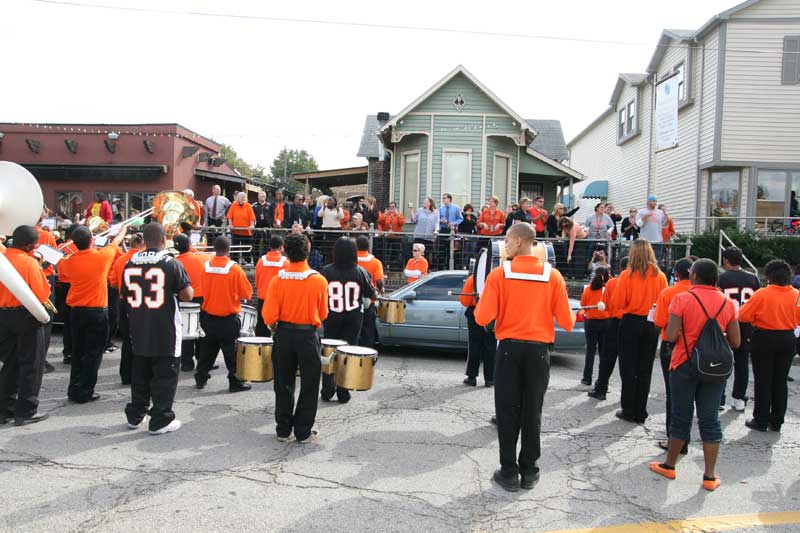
xmin=3 ymin=0 xmax=736 ymax=172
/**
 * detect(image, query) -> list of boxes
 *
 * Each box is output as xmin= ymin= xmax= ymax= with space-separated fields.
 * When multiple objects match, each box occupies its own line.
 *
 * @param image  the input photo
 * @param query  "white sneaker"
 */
xmin=127 ymin=416 xmax=149 ymax=430
xmin=276 ymin=434 xmax=295 ymax=443
xmin=149 ymin=419 xmax=181 ymax=435
xmin=732 ymin=398 xmax=746 ymax=412
xmin=296 ymin=429 xmax=319 ymax=444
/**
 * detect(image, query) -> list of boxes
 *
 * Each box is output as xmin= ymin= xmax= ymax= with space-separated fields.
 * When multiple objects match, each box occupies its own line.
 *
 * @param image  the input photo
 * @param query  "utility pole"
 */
xmin=283 ymin=145 xmax=288 ymax=181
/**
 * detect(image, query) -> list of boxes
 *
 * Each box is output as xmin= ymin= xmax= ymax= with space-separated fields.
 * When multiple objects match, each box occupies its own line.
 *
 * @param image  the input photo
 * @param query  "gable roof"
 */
xmin=646 ymin=29 xmax=695 ymax=74
xmin=524 ymin=148 xmax=585 ymax=181
xmin=380 ymin=65 xmax=536 ymax=138
xmin=695 ymin=0 xmax=763 ymax=38
xmin=525 ymin=119 xmax=569 ymax=161
xmin=609 ymin=73 xmax=649 ymax=106
xmin=357 ymin=115 xmax=382 ymax=158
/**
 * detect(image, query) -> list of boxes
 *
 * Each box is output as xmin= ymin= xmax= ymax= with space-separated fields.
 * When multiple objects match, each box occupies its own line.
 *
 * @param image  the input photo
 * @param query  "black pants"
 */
xmin=180 ymin=297 xmax=204 ymax=370
xmin=68 ymin=307 xmax=108 ymax=402
xmin=125 ymin=355 xmax=179 ymax=431
xmin=723 ymin=322 xmax=752 ymax=403
xmin=583 ymin=319 xmax=608 ymax=383
xmin=0 ymin=308 xmax=46 ymax=418
xmin=196 ymin=312 xmax=242 ymax=384
xmin=750 ymin=329 xmax=795 ymax=428
xmin=43 ymin=275 xmax=54 ymax=361
xmin=255 ymin=299 xmax=271 ymax=338
xmin=495 ymin=339 xmax=550 ymax=476
xmin=593 ymin=318 xmax=619 ymax=393
xmin=618 ymin=314 xmax=658 ymax=421
xmin=55 ymin=282 xmax=72 ymax=356
xmin=107 ymin=286 xmax=119 ymax=346
xmin=659 ymin=340 xmax=675 ymax=436
xmin=465 ymin=309 xmax=495 ymax=382
xmin=358 ymin=303 xmax=379 ymax=349
xmin=118 ymin=314 xmax=134 ymax=384
xmin=273 ymin=326 xmax=322 ymax=440
xmin=322 ymin=312 xmax=361 ymax=401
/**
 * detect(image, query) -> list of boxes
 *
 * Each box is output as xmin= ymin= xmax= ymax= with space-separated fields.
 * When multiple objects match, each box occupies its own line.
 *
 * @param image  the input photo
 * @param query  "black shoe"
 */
xmin=492 ymin=469 xmax=520 ymax=492
xmin=211 ymin=364 xmax=220 ymax=370
xmin=580 ymin=379 xmax=592 ymax=386
xmin=44 ymin=361 xmax=55 ymax=374
xmin=745 ymin=419 xmax=768 ymax=432
xmin=105 ymin=344 xmax=118 ymax=353
xmin=463 ymin=377 xmax=477 ymax=386
xmin=321 ymin=391 xmax=335 ymax=402
xmin=490 ymin=416 xmax=497 ymax=425
xmin=338 ymin=394 xmax=351 ymax=404
xmin=615 ymin=410 xmax=636 ymax=423
xmin=229 ymin=382 xmax=252 ymax=393
xmin=14 ymin=412 xmax=49 ymax=426
xmin=180 ymin=363 xmax=195 ymax=372
xmin=194 ymin=374 xmax=207 ymax=390
xmin=587 ymin=390 xmax=606 ymax=401
xmin=520 ymin=471 xmax=540 ymax=490
xmin=788 ymin=375 xmax=794 ymax=382
xmin=62 ymin=355 xmax=72 ymax=365
xmin=485 ymin=381 xmax=494 ymax=388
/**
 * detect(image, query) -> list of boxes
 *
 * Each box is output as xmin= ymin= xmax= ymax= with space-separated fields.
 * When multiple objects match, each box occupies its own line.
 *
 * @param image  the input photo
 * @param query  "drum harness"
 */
xmin=276 ymin=268 xmax=322 ymax=331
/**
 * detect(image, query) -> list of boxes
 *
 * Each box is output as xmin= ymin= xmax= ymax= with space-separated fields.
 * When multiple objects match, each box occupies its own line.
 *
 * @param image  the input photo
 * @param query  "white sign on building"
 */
xmin=655 ymin=75 xmax=679 ymax=151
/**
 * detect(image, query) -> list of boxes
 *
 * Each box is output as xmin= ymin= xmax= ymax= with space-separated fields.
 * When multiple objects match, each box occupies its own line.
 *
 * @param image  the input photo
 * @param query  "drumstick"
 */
xmin=572 ymin=302 xmax=606 ymax=312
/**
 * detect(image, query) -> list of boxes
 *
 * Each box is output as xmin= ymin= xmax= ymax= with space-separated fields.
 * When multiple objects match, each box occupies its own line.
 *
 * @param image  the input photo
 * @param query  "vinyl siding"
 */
xmin=486 ymin=136 xmax=518 ymax=204
xmin=393 ymin=134 xmax=428 ymax=208
xmin=699 ymin=26 xmax=720 ymax=165
xmin=721 ymin=21 xmax=800 ymax=163
xmin=731 ymin=0 xmax=800 ymax=18
xmin=654 ymin=42 xmax=700 ymax=234
xmin=396 ymin=114 xmax=432 ymax=133
xmin=486 ymin=116 xmax=523 ymax=136
xmin=431 ymin=115 xmax=483 ymax=204
xmin=413 ymin=73 xmax=506 ymax=114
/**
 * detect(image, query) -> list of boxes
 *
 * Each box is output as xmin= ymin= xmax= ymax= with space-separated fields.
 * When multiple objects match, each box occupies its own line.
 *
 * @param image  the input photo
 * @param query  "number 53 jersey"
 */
xmin=122 ymin=249 xmax=191 ymax=357
xmin=321 ymin=264 xmax=375 ymax=317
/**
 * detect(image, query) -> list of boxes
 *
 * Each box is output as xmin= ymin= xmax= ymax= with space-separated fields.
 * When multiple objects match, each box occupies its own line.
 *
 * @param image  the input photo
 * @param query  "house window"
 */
xmin=626 ymin=100 xmax=636 ymax=135
xmin=618 ymin=107 xmax=627 ymax=139
xmin=55 ymin=192 xmax=83 ymax=221
xmin=617 ymin=98 xmax=637 ymax=142
xmin=130 ymin=192 xmax=156 ymax=218
xmin=401 ymin=152 xmax=420 ymax=210
xmin=676 ymin=62 xmax=687 ymax=101
xmin=101 ymin=192 xmax=127 ymax=222
xmin=442 ymin=150 xmax=470 ymax=208
xmin=493 ymin=153 xmax=511 ymax=208
xmin=756 ymin=170 xmax=792 ymax=227
xmin=782 ymin=36 xmax=800 ymax=84
xmin=709 ymin=171 xmax=739 ymax=221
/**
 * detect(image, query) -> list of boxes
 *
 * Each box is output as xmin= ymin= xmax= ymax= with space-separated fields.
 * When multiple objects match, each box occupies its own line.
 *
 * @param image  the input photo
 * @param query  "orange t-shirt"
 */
xmin=377 ymin=211 xmax=405 ymax=234
xmin=580 ymin=285 xmax=610 ymax=320
xmin=739 ymin=284 xmax=800 ymax=331
xmin=357 ymin=251 xmax=384 ymax=287
xmin=459 ymin=275 xmax=476 ymax=308
xmin=668 ymin=286 xmax=737 ymax=370
xmin=662 ymin=218 xmax=675 ymax=242
xmin=255 ymin=251 xmax=287 ymax=300
xmin=200 ymin=256 xmax=253 ymax=316
xmin=58 ymin=245 xmax=118 ymax=307
xmin=653 ymin=279 xmax=692 ymax=340
xmin=35 ymin=226 xmax=57 ymax=278
xmin=477 ymin=208 xmax=506 ymax=236
xmin=340 ymin=210 xmax=351 ymax=229
xmin=56 ymin=241 xmax=78 ymax=283
xmin=603 ymin=276 xmax=622 ymax=319
xmin=610 ymin=267 xmax=668 ymax=317
xmin=177 ymin=251 xmax=209 ymax=298
xmin=404 ymin=257 xmax=428 ymax=283
xmin=273 ymin=203 xmax=285 ymax=227
xmin=227 ymin=202 xmax=256 ymax=236
xmin=109 ymin=248 xmax=140 ymax=289
xmin=0 ymin=248 xmax=51 ymax=307
xmin=474 ymin=255 xmax=575 ymax=343
xmin=262 ymin=260 xmax=329 ymax=328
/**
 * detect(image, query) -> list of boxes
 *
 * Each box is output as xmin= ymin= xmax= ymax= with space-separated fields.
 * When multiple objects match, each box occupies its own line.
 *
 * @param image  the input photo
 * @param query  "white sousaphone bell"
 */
xmin=0 ymin=161 xmax=50 ymax=323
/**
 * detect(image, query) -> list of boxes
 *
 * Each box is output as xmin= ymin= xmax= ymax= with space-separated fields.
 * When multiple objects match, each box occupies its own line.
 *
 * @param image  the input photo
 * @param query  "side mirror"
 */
xmin=401 ymin=291 xmax=416 ymax=302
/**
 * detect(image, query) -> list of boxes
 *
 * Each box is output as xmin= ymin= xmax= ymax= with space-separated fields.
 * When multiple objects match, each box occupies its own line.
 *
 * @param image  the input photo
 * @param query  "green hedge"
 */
xmin=678 ymin=230 xmax=800 ymax=267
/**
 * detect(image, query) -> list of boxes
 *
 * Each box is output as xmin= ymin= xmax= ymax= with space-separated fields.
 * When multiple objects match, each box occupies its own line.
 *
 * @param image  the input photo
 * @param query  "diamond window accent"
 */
xmin=453 ymin=94 xmax=465 ymax=111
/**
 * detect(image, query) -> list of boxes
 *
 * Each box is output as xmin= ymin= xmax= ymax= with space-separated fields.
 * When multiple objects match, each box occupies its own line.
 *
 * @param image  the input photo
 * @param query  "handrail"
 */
xmin=719 ymin=229 xmax=758 ymax=275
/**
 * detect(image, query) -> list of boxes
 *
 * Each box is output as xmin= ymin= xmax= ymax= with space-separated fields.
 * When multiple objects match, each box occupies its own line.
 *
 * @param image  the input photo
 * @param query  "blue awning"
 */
xmin=581 ymin=180 xmax=608 ymax=199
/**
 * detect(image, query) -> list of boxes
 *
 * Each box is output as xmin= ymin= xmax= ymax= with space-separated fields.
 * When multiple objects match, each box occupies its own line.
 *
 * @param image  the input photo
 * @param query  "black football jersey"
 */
xmin=718 ymin=269 xmax=761 ymax=310
xmin=321 ymin=264 xmax=375 ymax=316
xmin=121 ymin=249 xmax=191 ymax=357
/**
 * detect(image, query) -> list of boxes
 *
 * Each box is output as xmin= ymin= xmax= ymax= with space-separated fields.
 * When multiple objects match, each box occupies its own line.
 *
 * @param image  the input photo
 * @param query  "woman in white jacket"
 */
xmin=320 ymin=197 xmax=345 ymax=229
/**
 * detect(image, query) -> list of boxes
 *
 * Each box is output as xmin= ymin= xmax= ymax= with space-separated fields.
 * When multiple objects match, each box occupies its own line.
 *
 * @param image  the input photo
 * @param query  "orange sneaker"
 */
xmin=703 ymin=476 xmax=721 ymax=491
xmin=649 ymin=462 xmax=676 ymax=480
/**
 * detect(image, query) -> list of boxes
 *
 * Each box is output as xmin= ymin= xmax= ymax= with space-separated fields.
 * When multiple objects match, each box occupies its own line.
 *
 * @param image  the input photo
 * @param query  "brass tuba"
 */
xmin=151 ymin=190 xmax=199 ymax=239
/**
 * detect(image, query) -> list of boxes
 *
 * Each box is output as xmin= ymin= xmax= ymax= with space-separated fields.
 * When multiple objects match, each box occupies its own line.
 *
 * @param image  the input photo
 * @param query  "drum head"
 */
xmin=534 ymin=241 xmax=555 ymax=265
xmin=236 ymin=336 xmax=273 ymax=344
xmin=322 ymin=338 xmax=348 ymax=347
xmin=180 ymin=302 xmax=201 ymax=309
xmin=475 ymin=240 xmax=506 ymax=298
xmin=338 ymin=345 xmax=378 ymax=356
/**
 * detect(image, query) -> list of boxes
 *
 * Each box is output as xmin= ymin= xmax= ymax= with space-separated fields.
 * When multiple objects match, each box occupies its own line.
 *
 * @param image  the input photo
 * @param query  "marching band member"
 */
xmin=321 ymin=237 xmax=375 ymax=403
xmin=262 ymin=233 xmax=328 ymax=443
xmin=404 ymin=243 xmax=428 ymax=284
xmin=475 ymin=223 xmax=574 ymax=491
xmin=58 ymin=225 xmax=127 ymax=404
xmin=56 ymin=225 xmax=78 ymax=364
xmin=110 ymin=233 xmax=145 ymax=384
xmin=254 ymin=235 xmax=286 ymax=337
xmin=121 ymin=223 xmax=193 ymax=435
xmin=610 ymin=239 xmax=667 ymax=424
xmin=580 ymin=266 xmax=611 ymax=387
xmin=195 ymin=236 xmax=253 ymax=393
xmin=739 ymin=260 xmax=800 ymax=432
xmin=355 ymin=236 xmax=384 ymax=348
xmin=588 ymin=256 xmax=628 ymax=400
xmin=459 ymin=273 xmax=495 ymax=387
xmin=0 ymin=226 xmax=52 ymax=425
xmin=652 ymin=257 xmax=693 ymax=454
xmin=174 ymin=234 xmax=207 ymax=372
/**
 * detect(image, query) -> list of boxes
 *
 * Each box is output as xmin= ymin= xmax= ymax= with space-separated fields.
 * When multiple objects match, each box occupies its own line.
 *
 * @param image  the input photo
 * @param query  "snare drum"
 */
xmin=334 ymin=345 xmax=378 ymax=391
xmin=239 ymin=304 xmax=258 ymax=336
xmin=378 ymin=299 xmax=406 ymax=324
xmin=235 ymin=337 xmax=274 ymax=382
xmin=321 ymin=338 xmax=347 ymax=375
xmin=179 ymin=302 xmax=202 ymax=340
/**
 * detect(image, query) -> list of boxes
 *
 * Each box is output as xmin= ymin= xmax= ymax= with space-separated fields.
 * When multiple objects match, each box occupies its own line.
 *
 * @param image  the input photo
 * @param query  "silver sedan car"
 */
xmin=376 ymin=270 xmax=585 ymax=352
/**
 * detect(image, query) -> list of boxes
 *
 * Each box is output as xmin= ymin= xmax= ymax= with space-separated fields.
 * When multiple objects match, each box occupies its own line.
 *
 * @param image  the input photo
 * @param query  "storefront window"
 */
xmin=55 ymin=192 xmax=83 ymax=222
xmin=756 ymin=170 xmax=789 ymax=219
xmin=129 ymin=192 xmax=156 ymax=219
xmin=102 ymin=192 xmax=127 ymax=222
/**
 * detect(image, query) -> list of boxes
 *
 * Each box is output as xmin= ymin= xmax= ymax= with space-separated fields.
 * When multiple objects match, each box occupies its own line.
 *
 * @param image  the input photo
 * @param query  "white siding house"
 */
xmin=568 ymin=0 xmax=800 ymax=234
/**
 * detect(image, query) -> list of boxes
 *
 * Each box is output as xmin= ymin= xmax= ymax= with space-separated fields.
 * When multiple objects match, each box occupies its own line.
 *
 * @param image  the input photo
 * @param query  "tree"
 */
xmin=219 ymin=144 xmax=256 ymax=178
xmin=270 ymin=148 xmax=318 ymax=191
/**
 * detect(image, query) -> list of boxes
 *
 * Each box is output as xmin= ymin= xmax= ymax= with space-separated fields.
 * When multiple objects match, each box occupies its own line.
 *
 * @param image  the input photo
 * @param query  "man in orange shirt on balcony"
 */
xmin=227 ymin=192 xmax=256 ymax=265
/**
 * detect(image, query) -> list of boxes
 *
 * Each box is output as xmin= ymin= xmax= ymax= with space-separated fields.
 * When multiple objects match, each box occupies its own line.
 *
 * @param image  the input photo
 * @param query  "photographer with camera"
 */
xmin=588 ymin=248 xmax=609 ymax=280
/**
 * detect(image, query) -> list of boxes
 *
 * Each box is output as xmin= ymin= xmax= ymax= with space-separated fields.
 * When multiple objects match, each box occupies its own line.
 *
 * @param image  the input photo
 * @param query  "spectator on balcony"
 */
xmin=659 ymin=204 xmax=676 ymax=242
xmin=348 ymin=213 xmax=369 ymax=232
xmin=339 ymin=208 xmax=351 ymax=230
xmin=362 ymin=196 xmax=380 ymax=228
xmin=320 ymin=197 xmax=345 ymax=229
xmin=503 ymin=203 xmax=519 ymax=234
xmin=585 ymin=202 xmax=614 ymax=240
xmin=287 ymin=194 xmax=311 ymax=228
xmin=477 ymin=196 xmax=506 ymax=237
xmin=310 ymin=195 xmax=328 ymax=229
xmin=410 ymin=197 xmax=438 ymax=244
xmin=266 ymin=190 xmax=289 ymax=230
xmin=606 ymin=203 xmax=622 ymax=240
xmin=458 ymin=204 xmax=477 ymax=236
xmin=404 ymin=243 xmax=429 ymax=283
xmin=636 ymin=195 xmax=668 ymax=243
xmin=85 ymin=192 xmax=113 ymax=224
xmin=438 ymin=193 xmax=463 ymax=235
xmin=546 ymin=203 xmax=565 ymax=238
xmin=529 ymin=196 xmax=548 ymax=238
xmin=377 ymin=202 xmax=405 ymax=236
xmin=559 ymin=217 xmax=588 ymax=269
xmin=621 ymin=208 xmax=640 ymax=241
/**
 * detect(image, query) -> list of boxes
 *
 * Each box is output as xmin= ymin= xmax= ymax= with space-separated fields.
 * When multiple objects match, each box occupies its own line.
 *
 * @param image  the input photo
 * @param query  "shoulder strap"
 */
xmin=502 ymin=261 xmax=552 ymax=282
xmin=689 ymin=290 xmax=727 ymax=320
xmin=204 ymin=260 xmax=235 ymax=275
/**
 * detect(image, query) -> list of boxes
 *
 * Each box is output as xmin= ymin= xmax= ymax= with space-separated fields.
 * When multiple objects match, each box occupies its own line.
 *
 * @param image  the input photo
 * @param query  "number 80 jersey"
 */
xmin=122 ymin=249 xmax=191 ymax=358
xmin=321 ymin=264 xmax=376 ymax=316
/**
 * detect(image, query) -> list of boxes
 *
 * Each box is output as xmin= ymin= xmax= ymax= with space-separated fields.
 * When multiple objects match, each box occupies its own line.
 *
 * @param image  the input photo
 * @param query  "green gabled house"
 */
xmin=358 ymin=65 xmax=583 ymax=211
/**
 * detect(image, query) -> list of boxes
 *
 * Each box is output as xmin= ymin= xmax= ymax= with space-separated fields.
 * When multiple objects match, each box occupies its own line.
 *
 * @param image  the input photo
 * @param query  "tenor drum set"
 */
xmin=472 ymin=239 xmax=555 ymax=299
xmin=238 ymin=305 xmax=258 ymax=337
xmin=377 ymin=298 xmax=405 ymax=324
xmin=179 ymin=302 xmax=202 ymax=340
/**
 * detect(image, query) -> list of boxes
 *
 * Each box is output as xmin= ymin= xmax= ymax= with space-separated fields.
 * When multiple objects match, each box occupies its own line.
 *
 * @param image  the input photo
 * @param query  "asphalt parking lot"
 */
xmin=0 ymin=334 xmax=798 ymax=532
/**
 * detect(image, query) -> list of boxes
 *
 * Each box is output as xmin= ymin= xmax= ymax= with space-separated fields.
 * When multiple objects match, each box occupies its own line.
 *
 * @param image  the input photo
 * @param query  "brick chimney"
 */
xmin=368 ymin=112 xmax=392 ymax=209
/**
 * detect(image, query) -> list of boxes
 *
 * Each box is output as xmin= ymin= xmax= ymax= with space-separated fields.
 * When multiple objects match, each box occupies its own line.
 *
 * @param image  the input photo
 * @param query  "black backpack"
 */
xmin=681 ymin=291 xmax=733 ymax=383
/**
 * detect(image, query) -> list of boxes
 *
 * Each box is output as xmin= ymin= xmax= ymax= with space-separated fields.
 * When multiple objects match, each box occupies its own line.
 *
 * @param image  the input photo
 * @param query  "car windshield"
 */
xmin=413 ymin=274 xmax=467 ymax=301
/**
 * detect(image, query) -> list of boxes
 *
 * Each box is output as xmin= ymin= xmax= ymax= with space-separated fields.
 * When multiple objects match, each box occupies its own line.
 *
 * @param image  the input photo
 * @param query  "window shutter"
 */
xmin=782 ymin=36 xmax=800 ymax=84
